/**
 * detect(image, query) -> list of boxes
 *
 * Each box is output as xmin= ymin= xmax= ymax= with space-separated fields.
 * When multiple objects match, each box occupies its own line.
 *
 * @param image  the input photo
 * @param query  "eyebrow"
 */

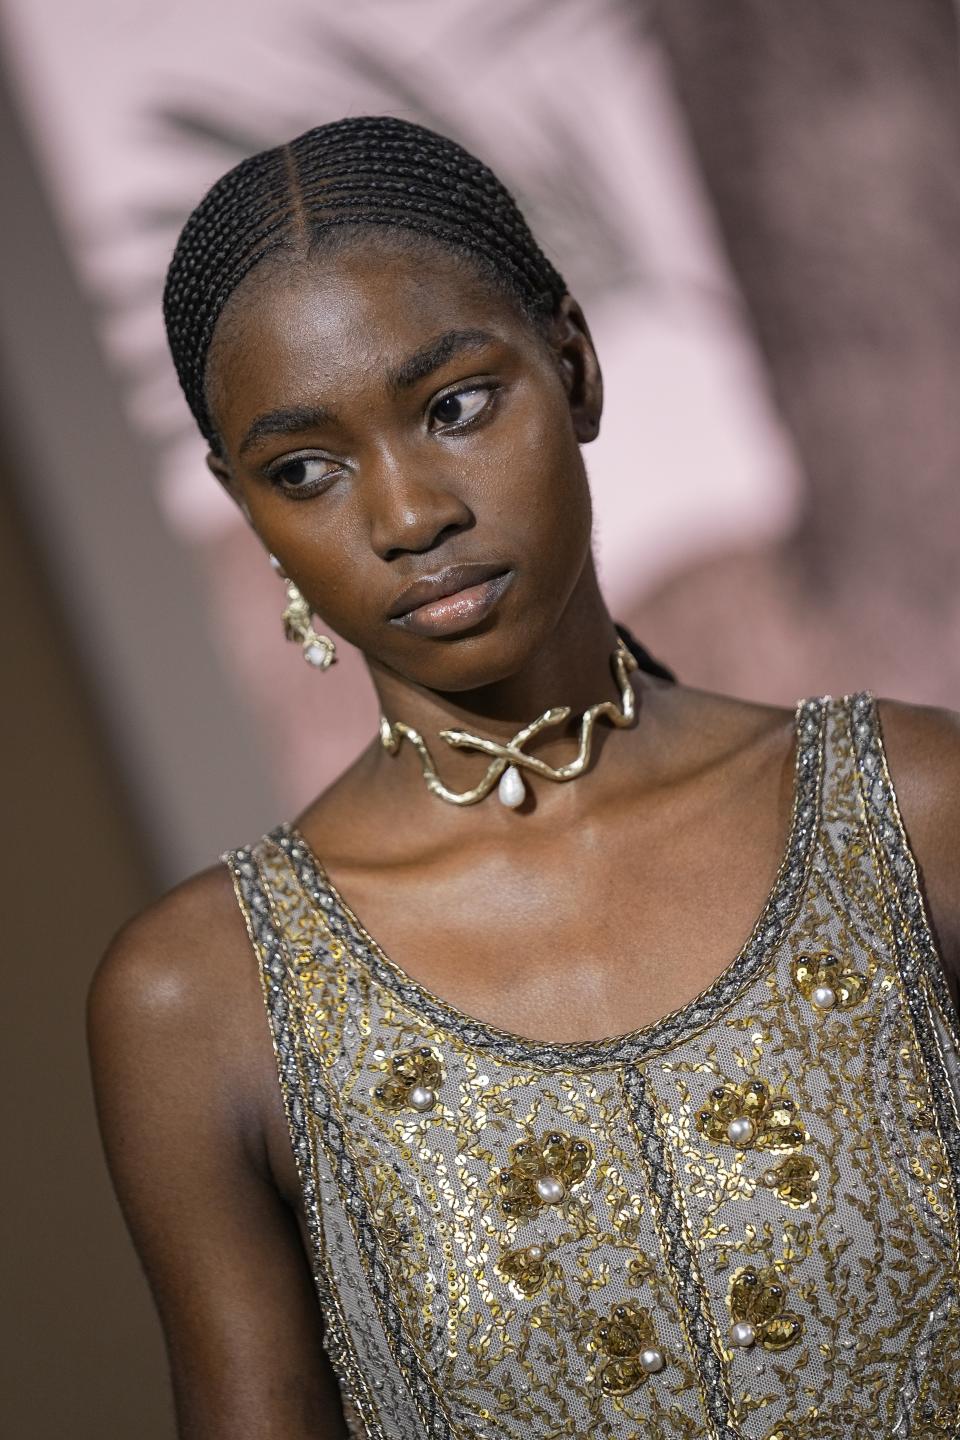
xmin=236 ymin=329 xmax=498 ymax=458
xmin=238 ymin=404 xmax=336 ymax=458
xmin=386 ymin=328 xmax=498 ymax=391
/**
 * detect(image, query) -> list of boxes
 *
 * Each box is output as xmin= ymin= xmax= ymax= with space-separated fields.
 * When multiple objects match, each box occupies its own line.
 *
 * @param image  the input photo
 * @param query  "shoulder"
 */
xmin=88 ymin=859 xmax=264 ymax=1101
xmin=871 ymin=696 xmax=960 ymax=976
xmin=872 ymin=695 xmax=960 ymax=837
xmin=90 ymin=861 xmax=246 ymax=1020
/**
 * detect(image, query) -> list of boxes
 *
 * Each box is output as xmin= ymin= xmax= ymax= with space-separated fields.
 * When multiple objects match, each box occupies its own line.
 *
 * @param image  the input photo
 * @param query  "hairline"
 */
xmin=203 ymin=223 xmax=564 ymax=460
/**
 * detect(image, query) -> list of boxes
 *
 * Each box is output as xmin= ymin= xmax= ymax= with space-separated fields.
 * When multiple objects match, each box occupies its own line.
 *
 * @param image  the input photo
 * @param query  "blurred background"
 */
xmin=2 ymin=1 xmax=958 ymax=1434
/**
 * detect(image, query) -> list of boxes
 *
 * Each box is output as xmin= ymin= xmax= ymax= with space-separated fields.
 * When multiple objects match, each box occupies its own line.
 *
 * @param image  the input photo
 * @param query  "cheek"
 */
xmin=494 ymin=391 xmax=592 ymax=553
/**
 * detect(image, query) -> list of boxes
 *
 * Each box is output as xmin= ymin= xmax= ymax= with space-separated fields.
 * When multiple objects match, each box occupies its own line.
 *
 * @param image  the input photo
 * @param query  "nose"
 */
xmin=367 ymin=453 xmax=474 ymax=561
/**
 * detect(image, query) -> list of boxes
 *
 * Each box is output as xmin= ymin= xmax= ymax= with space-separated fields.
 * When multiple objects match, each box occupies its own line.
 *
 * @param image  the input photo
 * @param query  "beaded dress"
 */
xmin=225 ymin=694 xmax=960 ymax=1440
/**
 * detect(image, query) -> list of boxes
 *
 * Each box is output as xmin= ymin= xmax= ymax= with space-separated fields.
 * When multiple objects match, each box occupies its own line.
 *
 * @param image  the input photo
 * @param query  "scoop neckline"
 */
xmin=280 ymin=696 xmax=827 ymax=1071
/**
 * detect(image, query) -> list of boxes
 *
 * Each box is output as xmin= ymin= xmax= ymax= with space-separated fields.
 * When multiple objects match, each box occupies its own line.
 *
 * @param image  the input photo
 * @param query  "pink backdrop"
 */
xmin=2 ymin=0 xmax=956 ymax=832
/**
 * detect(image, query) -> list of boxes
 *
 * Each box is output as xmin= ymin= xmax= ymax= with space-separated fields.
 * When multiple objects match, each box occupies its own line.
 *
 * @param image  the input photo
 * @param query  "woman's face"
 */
xmin=205 ymin=235 xmax=602 ymax=693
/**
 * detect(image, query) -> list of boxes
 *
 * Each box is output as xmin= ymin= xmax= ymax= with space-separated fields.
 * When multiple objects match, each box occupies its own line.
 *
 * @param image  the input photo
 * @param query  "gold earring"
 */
xmin=270 ymin=555 xmax=336 ymax=669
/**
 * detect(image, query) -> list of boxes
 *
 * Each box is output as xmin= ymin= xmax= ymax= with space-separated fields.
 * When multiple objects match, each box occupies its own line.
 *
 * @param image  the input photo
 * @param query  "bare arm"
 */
xmin=878 ymin=698 xmax=960 ymax=996
xmin=88 ymin=868 xmax=349 ymax=1440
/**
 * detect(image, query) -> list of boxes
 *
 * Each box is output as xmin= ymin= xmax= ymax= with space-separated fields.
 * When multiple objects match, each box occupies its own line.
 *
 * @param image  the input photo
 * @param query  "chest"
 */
xmin=320 ymin=770 xmax=793 ymax=1045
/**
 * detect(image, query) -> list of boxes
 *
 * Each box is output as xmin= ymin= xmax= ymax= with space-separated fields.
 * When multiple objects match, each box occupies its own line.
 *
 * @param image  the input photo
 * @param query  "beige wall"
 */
xmin=1 ymin=458 xmax=172 ymax=1436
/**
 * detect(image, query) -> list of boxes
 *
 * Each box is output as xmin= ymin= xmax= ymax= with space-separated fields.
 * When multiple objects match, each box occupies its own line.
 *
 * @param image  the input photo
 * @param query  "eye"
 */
xmin=268 ymin=455 xmax=339 ymax=497
xmin=429 ymin=386 xmax=493 ymax=431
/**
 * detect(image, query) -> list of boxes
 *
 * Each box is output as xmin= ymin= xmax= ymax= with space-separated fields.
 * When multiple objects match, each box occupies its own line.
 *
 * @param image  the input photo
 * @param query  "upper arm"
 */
xmin=88 ymin=868 xmax=349 ymax=1440
xmin=876 ymin=698 xmax=960 ymax=991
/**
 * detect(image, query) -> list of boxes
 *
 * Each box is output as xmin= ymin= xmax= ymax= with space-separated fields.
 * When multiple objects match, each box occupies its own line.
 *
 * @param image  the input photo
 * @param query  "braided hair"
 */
xmin=163 ymin=115 xmax=568 ymax=449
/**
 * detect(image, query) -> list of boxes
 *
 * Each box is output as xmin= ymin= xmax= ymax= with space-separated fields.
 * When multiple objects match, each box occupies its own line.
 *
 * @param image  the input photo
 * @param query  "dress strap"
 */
xmin=842 ymin=691 xmax=960 ymax=1186
xmin=844 ymin=693 xmax=957 ymax=1021
xmin=222 ymin=834 xmax=393 ymax=1439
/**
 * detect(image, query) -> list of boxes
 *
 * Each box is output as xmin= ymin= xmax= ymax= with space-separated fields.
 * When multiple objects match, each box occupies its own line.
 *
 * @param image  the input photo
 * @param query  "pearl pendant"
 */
xmin=535 ymin=1175 xmax=566 ymax=1205
xmin=304 ymin=640 xmax=331 ymax=668
xmin=408 ymin=1085 xmax=436 ymax=1112
xmin=730 ymin=1321 xmax=757 ymax=1349
xmin=639 ymin=1347 xmax=665 ymax=1374
xmin=727 ymin=1116 xmax=757 ymax=1148
xmin=498 ymin=764 xmax=526 ymax=808
xmin=811 ymin=984 xmax=837 ymax=1010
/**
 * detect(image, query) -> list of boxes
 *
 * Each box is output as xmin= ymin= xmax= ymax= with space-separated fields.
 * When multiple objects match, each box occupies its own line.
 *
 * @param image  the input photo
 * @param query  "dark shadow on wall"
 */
xmin=634 ymin=0 xmax=960 ymax=707
xmin=1 ymin=456 xmax=174 ymax=1437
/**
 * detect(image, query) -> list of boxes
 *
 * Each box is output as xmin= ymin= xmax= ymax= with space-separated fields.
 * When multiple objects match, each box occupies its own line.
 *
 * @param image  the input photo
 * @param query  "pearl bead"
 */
xmin=761 ymin=1169 xmax=779 ymax=1187
xmin=498 ymin=765 xmax=526 ymax=808
xmin=811 ymin=984 xmax=837 ymax=1010
xmin=524 ymin=1245 xmax=545 ymax=1263
xmin=730 ymin=1321 xmax=756 ymax=1349
xmin=408 ymin=1085 xmax=436 ymax=1112
xmin=535 ymin=1175 xmax=566 ymax=1205
xmin=639 ymin=1347 xmax=665 ymax=1374
xmin=727 ymin=1116 xmax=757 ymax=1147
xmin=304 ymin=641 xmax=331 ymax=667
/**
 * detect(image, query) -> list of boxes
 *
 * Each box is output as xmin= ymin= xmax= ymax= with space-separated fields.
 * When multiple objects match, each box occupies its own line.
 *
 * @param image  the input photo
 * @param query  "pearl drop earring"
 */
xmin=269 ymin=554 xmax=337 ymax=670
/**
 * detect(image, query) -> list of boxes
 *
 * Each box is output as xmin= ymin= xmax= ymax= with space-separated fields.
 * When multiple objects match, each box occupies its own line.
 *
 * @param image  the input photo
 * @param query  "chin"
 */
xmin=391 ymin=619 xmax=553 ymax=695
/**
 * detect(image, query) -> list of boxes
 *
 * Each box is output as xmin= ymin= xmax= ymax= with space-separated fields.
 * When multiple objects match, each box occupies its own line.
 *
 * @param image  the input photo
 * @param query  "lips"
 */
xmin=387 ymin=562 xmax=511 ymax=620
xmin=388 ymin=562 xmax=514 ymax=637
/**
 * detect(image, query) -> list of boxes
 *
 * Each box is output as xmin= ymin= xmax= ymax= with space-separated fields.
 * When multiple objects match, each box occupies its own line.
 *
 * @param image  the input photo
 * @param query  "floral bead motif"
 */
xmin=696 ymin=1078 xmax=805 ymax=1152
xmin=373 ymin=1046 xmax=442 ymax=1113
xmin=593 ymin=1302 xmax=666 ymax=1394
xmin=727 ymin=1266 xmax=803 ymax=1352
xmin=791 ymin=948 xmax=867 ymax=1012
xmin=758 ymin=1154 xmax=818 ymax=1208
xmin=496 ymin=1242 xmax=551 ymax=1298
xmin=495 ymin=1131 xmax=593 ymax=1219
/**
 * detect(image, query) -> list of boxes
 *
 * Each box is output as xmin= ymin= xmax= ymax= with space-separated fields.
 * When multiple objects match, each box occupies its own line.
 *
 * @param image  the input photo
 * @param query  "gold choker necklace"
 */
xmin=378 ymin=637 xmax=638 ymax=808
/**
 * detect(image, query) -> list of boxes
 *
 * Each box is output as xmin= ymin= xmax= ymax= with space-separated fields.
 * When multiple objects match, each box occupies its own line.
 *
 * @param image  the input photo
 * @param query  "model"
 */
xmin=89 ymin=116 xmax=960 ymax=1440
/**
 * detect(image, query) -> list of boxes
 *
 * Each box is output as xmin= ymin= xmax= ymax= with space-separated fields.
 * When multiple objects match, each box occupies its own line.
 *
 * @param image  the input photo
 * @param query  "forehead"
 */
xmin=205 ymin=237 xmax=539 ymax=426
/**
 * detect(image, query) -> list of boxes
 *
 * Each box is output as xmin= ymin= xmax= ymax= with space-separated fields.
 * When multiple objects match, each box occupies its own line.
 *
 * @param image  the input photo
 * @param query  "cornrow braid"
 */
xmin=162 ymin=115 xmax=569 ymax=446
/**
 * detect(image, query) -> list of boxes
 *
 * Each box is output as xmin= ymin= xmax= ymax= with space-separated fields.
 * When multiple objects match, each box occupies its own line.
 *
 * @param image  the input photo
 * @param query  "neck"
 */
xmin=366 ymin=560 xmax=633 ymax=804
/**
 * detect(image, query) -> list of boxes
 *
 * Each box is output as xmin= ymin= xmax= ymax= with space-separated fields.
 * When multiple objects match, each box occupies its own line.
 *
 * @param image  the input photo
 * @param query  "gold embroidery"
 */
xmin=759 ymin=1156 xmax=818 ymax=1209
xmin=728 ymin=1266 xmax=803 ymax=1351
xmin=592 ymin=1302 xmax=665 ymax=1395
xmin=791 ymin=948 xmax=867 ymax=1010
xmin=495 ymin=1243 xmax=550 ymax=1298
xmin=495 ymin=1131 xmax=593 ymax=1218
xmin=373 ymin=1046 xmax=442 ymax=1112
xmin=910 ymin=1135 xmax=953 ymax=1220
xmin=696 ymin=1078 xmax=805 ymax=1152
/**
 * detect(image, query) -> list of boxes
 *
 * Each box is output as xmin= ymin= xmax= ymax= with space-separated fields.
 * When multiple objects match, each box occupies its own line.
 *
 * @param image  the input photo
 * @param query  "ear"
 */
xmin=550 ymin=294 xmax=603 ymax=443
xmin=206 ymin=450 xmax=253 ymax=524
